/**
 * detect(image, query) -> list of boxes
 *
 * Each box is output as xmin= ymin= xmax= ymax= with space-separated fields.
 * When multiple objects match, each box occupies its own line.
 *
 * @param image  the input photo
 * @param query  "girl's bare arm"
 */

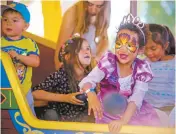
xmin=54 ymin=6 xmax=77 ymax=70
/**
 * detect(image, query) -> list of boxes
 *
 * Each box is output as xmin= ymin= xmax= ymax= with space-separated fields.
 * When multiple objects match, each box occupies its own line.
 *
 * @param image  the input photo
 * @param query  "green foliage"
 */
xmin=138 ymin=1 xmax=175 ymax=36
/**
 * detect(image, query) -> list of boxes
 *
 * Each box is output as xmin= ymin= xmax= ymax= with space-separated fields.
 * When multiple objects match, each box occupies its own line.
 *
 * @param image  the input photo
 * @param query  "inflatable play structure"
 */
xmin=1 ymin=1 xmax=175 ymax=134
xmin=0 ymin=51 xmax=174 ymax=134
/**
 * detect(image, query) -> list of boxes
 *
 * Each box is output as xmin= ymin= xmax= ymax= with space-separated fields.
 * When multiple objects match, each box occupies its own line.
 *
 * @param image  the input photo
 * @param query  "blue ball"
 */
xmin=75 ymin=94 xmax=87 ymax=103
xmin=102 ymin=93 xmax=128 ymax=115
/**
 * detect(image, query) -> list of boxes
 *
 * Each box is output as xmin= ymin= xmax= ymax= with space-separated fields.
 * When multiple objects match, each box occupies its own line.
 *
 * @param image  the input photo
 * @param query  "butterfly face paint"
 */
xmin=115 ymin=33 xmax=138 ymax=53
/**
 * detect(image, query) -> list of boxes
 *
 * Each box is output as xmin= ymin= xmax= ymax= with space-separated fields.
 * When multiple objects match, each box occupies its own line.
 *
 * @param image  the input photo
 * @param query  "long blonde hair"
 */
xmin=74 ymin=1 xmax=111 ymax=38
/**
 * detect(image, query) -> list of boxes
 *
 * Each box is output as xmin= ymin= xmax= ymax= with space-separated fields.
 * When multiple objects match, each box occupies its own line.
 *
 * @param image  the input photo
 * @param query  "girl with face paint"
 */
xmin=79 ymin=14 xmax=161 ymax=133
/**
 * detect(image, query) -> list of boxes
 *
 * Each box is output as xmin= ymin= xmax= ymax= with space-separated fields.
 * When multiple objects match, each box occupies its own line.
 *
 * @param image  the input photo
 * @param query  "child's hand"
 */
xmin=8 ymin=50 xmax=19 ymax=58
xmin=65 ymin=92 xmax=84 ymax=105
xmin=108 ymin=119 xmax=126 ymax=134
xmin=87 ymin=92 xmax=103 ymax=119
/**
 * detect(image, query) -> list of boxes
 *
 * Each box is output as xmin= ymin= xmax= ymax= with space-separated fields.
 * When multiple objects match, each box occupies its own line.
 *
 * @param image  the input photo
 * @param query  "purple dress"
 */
xmin=96 ymin=52 xmax=161 ymax=126
xmin=79 ymin=51 xmax=161 ymax=126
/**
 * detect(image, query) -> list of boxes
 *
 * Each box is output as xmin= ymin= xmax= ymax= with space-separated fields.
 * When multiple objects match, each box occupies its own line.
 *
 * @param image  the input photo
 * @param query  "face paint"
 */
xmin=115 ymin=33 xmax=138 ymax=53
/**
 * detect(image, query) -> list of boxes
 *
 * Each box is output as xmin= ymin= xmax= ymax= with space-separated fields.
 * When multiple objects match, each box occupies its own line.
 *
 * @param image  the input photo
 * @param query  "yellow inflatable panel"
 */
xmin=0 ymin=51 xmax=174 ymax=134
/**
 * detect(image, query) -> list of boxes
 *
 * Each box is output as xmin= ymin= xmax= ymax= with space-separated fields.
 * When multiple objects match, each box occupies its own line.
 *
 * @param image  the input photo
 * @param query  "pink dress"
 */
xmin=79 ymin=51 xmax=161 ymax=126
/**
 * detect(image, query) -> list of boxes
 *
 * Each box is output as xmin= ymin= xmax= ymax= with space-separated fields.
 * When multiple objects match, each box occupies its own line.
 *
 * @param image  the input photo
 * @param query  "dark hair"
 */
xmin=147 ymin=24 xmax=175 ymax=54
xmin=116 ymin=23 xmax=147 ymax=48
xmin=58 ymin=37 xmax=92 ymax=92
xmin=2 ymin=8 xmax=21 ymax=16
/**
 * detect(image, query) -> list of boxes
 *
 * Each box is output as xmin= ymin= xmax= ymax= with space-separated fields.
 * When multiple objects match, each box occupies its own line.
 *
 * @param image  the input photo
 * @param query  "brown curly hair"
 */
xmin=59 ymin=37 xmax=92 ymax=92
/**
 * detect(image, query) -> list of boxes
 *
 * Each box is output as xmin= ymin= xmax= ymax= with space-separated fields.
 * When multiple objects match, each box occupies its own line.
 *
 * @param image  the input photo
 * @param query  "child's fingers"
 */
xmin=73 ymin=97 xmax=84 ymax=104
xmin=7 ymin=52 xmax=13 ymax=57
xmin=97 ymin=106 xmax=103 ymax=119
xmin=90 ymin=104 xmax=102 ymax=119
xmin=116 ymin=125 xmax=121 ymax=134
xmin=7 ymin=51 xmax=17 ymax=58
xmin=114 ymin=124 xmax=122 ymax=134
xmin=108 ymin=123 xmax=112 ymax=132
xmin=88 ymin=106 xmax=91 ymax=115
xmin=109 ymin=122 xmax=116 ymax=133
xmin=112 ymin=124 xmax=119 ymax=134
xmin=109 ymin=122 xmax=121 ymax=134
xmin=72 ymin=99 xmax=84 ymax=105
xmin=8 ymin=50 xmax=13 ymax=54
xmin=93 ymin=107 xmax=98 ymax=118
xmin=7 ymin=51 xmax=11 ymax=54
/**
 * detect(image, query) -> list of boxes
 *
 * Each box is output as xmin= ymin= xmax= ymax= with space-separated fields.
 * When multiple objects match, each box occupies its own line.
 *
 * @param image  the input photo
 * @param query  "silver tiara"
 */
xmin=120 ymin=13 xmax=145 ymax=44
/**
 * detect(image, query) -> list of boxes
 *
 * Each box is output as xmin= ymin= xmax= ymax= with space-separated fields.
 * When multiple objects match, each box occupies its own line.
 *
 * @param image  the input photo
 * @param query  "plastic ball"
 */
xmin=102 ymin=93 xmax=128 ymax=115
xmin=75 ymin=94 xmax=87 ymax=103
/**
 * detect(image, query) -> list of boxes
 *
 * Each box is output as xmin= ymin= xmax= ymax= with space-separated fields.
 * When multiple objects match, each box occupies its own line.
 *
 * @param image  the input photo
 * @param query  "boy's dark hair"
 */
xmin=2 ymin=8 xmax=22 ymax=17
xmin=58 ymin=37 xmax=92 ymax=92
xmin=147 ymin=24 xmax=175 ymax=55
